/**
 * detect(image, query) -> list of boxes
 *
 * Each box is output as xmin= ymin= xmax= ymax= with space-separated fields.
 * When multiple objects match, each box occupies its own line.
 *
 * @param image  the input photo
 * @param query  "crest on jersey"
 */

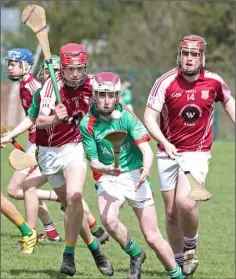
xmin=201 ymin=90 xmax=209 ymax=100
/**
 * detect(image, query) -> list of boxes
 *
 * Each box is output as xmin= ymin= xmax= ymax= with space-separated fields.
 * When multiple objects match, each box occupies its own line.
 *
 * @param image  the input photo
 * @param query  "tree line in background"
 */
xmin=2 ymin=0 xmax=235 ymax=133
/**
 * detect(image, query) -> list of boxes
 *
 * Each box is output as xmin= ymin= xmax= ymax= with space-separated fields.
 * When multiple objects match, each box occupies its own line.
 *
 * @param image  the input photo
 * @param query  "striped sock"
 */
xmin=167 ymin=264 xmax=184 ymax=279
xmin=44 ymin=222 xmax=59 ymax=238
xmin=49 ymin=191 xmax=60 ymax=202
xmin=184 ymin=233 xmax=198 ymax=251
xmin=175 ymin=253 xmax=184 ymax=267
xmin=89 ymin=220 xmax=100 ymax=233
xmin=121 ymin=238 xmax=141 ymax=257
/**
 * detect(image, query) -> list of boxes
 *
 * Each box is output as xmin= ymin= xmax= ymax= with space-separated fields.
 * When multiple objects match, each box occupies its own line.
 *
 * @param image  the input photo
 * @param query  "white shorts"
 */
xmin=157 ymin=151 xmax=211 ymax=191
xmin=37 ymin=142 xmax=85 ymax=188
xmin=95 ymin=169 xmax=154 ymax=208
xmin=18 ymin=140 xmax=38 ymax=175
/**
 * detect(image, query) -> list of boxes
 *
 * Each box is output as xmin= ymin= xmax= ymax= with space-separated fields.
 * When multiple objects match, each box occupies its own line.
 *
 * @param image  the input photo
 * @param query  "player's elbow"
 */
xmin=143 ymin=108 xmax=155 ymax=130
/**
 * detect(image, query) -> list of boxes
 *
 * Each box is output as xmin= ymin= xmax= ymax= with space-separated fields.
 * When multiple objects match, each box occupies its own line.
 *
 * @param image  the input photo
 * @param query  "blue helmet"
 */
xmin=5 ymin=48 xmax=35 ymax=80
xmin=6 ymin=48 xmax=34 ymax=65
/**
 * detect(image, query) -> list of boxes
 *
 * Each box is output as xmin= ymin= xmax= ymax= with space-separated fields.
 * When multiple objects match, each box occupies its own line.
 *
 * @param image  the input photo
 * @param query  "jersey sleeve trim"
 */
xmin=133 ymin=134 xmax=150 ymax=146
xmin=88 ymin=115 xmax=96 ymax=135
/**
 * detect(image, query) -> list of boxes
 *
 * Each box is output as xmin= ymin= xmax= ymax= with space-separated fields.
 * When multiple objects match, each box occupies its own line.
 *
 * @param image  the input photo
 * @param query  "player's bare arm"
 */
xmin=222 ymin=96 xmax=235 ymax=124
xmin=135 ymin=141 xmax=153 ymax=190
xmin=1 ymin=116 xmax=35 ymax=145
xmin=144 ymin=107 xmax=177 ymax=159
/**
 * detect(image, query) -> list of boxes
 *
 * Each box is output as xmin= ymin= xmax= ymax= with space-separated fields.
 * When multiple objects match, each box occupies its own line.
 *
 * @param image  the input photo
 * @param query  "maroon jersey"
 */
xmin=39 ymin=72 xmax=93 ymax=147
xmin=20 ymin=74 xmax=41 ymax=143
xmin=147 ymin=68 xmax=231 ymax=152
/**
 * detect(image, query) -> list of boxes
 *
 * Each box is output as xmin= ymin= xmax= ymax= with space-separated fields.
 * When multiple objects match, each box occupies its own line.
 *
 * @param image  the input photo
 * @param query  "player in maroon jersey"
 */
xmin=144 ymin=35 xmax=235 ymax=276
xmin=36 ymin=43 xmax=113 ymax=277
xmin=4 ymin=48 xmax=60 ymax=252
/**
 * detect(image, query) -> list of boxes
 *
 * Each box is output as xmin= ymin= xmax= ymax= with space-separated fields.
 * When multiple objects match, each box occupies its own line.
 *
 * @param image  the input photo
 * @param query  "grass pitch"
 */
xmin=1 ymin=134 xmax=235 ymax=279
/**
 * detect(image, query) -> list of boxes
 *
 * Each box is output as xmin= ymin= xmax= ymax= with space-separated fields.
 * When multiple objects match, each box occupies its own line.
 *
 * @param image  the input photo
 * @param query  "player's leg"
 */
xmin=157 ymin=153 xmax=185 ymax=269
xmin=162 ymin=190 xmax=185 ymax=269
xmin=82 ymin=199 xmax=109 ymax=244
xmin=122 ymin=169 xmax=183 ymax=279
xmin=133 ymin=204 xmax=183 ymax=279
xmin=7 ymin=171 xmax=28 ymax=199
xmin=1 ymin=193 xmax=37 ymax=254
xmin=47 ymin=143 xmax=86 ymax=276
xmin=22 ymin=168 xmax=60 ymax=241
xmin=97 ymin=182 xmax=144 ymax=279
xmin=37 ymin=200 xmax=61 ymax=242
xmin=176 ymin=152 xmax=211 ymax=276
xmin=175 ymin=174 xmax=198 ymax=276
xmin=79 ymin=213 xmax=113 ymax=276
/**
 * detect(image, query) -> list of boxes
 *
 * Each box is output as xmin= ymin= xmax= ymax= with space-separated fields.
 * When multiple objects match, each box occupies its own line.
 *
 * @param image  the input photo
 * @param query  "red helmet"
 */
xmin=59 ymin=43 xmax=88 ymax=87
xmin=177 ymin=35 xmax=206 ymax=75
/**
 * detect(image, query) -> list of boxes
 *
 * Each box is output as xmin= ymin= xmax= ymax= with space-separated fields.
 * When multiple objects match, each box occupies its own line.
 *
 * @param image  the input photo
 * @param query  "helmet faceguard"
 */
xmin=59 ymin=43 xmax=88 ymax=89
xmin=177 ymin=35 xmax=206 ymax=76
xmin=37 ymin=55 xmax=61 ymax=82
xmin=5 ymin=48 xmax=34 ymax=81
xmin=93 ymin=72 xmax=121 ymax=116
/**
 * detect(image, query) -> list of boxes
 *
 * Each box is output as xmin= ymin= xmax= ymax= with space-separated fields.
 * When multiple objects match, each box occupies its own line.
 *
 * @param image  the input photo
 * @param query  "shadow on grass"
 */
xmin=10 ymin=268 xmax=85 ymax=278
xmin=115 ymin=267 xmax=166 ymax=277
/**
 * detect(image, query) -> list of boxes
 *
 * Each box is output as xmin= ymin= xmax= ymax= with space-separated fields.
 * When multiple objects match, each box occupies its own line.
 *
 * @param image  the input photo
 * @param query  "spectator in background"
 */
xmin=120 ymin=77 xmax=134 ymax=111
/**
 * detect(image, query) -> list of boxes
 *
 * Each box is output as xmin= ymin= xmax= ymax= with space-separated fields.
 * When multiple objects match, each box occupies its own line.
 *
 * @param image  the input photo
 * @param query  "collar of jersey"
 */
xmin=21 ymin=74 xmax=34 ymax=86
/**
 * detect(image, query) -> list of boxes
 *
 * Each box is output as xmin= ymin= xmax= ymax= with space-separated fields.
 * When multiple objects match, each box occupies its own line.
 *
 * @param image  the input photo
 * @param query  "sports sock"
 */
xmin=16 ymin=217 xmax=32 ymax=237
xmin=87 ymin=237 xmax=99 ymax=251
xmin=167 ymin=264 xmax=184 ymax=279
xmin=184 ymin=233 xmax=198 ymax=251
xmin=44 ymin=222 xmax=59 ymax=238
xmin=121 ymin=237 xmax=141 ymax=257
xmin=64 ymin=241 xmax=76 ymax=256
xmin=175 ymin=253 xmax=184 ymax=267
xmin=49 ymin=191 xmax=60 ymax=202
xmin=89 ymin=220 xmax=100 ymax=233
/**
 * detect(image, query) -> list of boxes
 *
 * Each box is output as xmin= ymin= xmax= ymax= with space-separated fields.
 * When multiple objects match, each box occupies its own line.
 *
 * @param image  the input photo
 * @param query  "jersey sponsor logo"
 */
xmin=42 ymin=97 xmax=52 ymax=107
xmin=179 ymin=104 xmax=202 ymax=125
xmin=201 ymin=90 xmax=209 ymax=100
xmin=185 ymin=89 xmax=196 ymax=94
xmin=100 ymin=146 xmax=113 ymax=155
xmin=120 ymin=141 xmax=131 ymax=152
xmin=171 ymin=92 xmax=182 ymax=98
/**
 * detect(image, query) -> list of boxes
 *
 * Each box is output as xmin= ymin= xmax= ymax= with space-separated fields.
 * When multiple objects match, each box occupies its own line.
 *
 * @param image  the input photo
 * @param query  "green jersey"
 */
xmin=80 ymin=104 xmax=150 ymax=180
xmin=28 ymin=88 xmax=41 ymax=118
xmin=120 ymin=88 xmax=132 ymax=106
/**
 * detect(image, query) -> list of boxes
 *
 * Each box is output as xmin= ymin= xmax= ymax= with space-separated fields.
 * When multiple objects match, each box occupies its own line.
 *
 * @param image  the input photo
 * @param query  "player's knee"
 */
xmin=67 ymin=191 xmax=82 ymax=205
xmin=101 ymin=215 xmax=119 ymax=232
xmin=166 ymin=209 xmax=179 ymax=225
xmin=176 ymin=199 xmax=196 ymax=214
xmin=7 ymin=186 xmax=20 ymax=200
xmin=144 ymin=230 xmax=162 ymax=248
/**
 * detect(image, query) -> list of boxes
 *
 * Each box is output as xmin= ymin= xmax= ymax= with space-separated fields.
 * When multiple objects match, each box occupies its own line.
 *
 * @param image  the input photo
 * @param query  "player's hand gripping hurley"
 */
xmin=1 ymin=123 xmax=24 ymax=151
xmin=105 ymin=130 xmax=127 ymax=168
xmin=174 ymin=156 xmax=212 ymax=201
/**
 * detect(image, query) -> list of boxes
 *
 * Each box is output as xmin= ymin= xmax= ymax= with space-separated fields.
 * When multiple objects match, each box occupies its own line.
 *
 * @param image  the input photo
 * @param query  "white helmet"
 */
xmin=93 ymin=72 xmax=121 ymax=96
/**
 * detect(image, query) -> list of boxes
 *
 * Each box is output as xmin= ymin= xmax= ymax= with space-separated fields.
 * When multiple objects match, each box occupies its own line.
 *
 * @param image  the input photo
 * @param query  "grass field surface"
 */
xmin=1 ymin=134 xmax=235 ymax=279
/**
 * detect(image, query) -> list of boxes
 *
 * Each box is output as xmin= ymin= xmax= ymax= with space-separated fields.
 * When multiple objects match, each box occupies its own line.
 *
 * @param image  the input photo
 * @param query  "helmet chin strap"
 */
xmin=8 ymin=62 xmax=31 ymax=81
xmin=181 ymin=68 xmax=200 ymax=76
